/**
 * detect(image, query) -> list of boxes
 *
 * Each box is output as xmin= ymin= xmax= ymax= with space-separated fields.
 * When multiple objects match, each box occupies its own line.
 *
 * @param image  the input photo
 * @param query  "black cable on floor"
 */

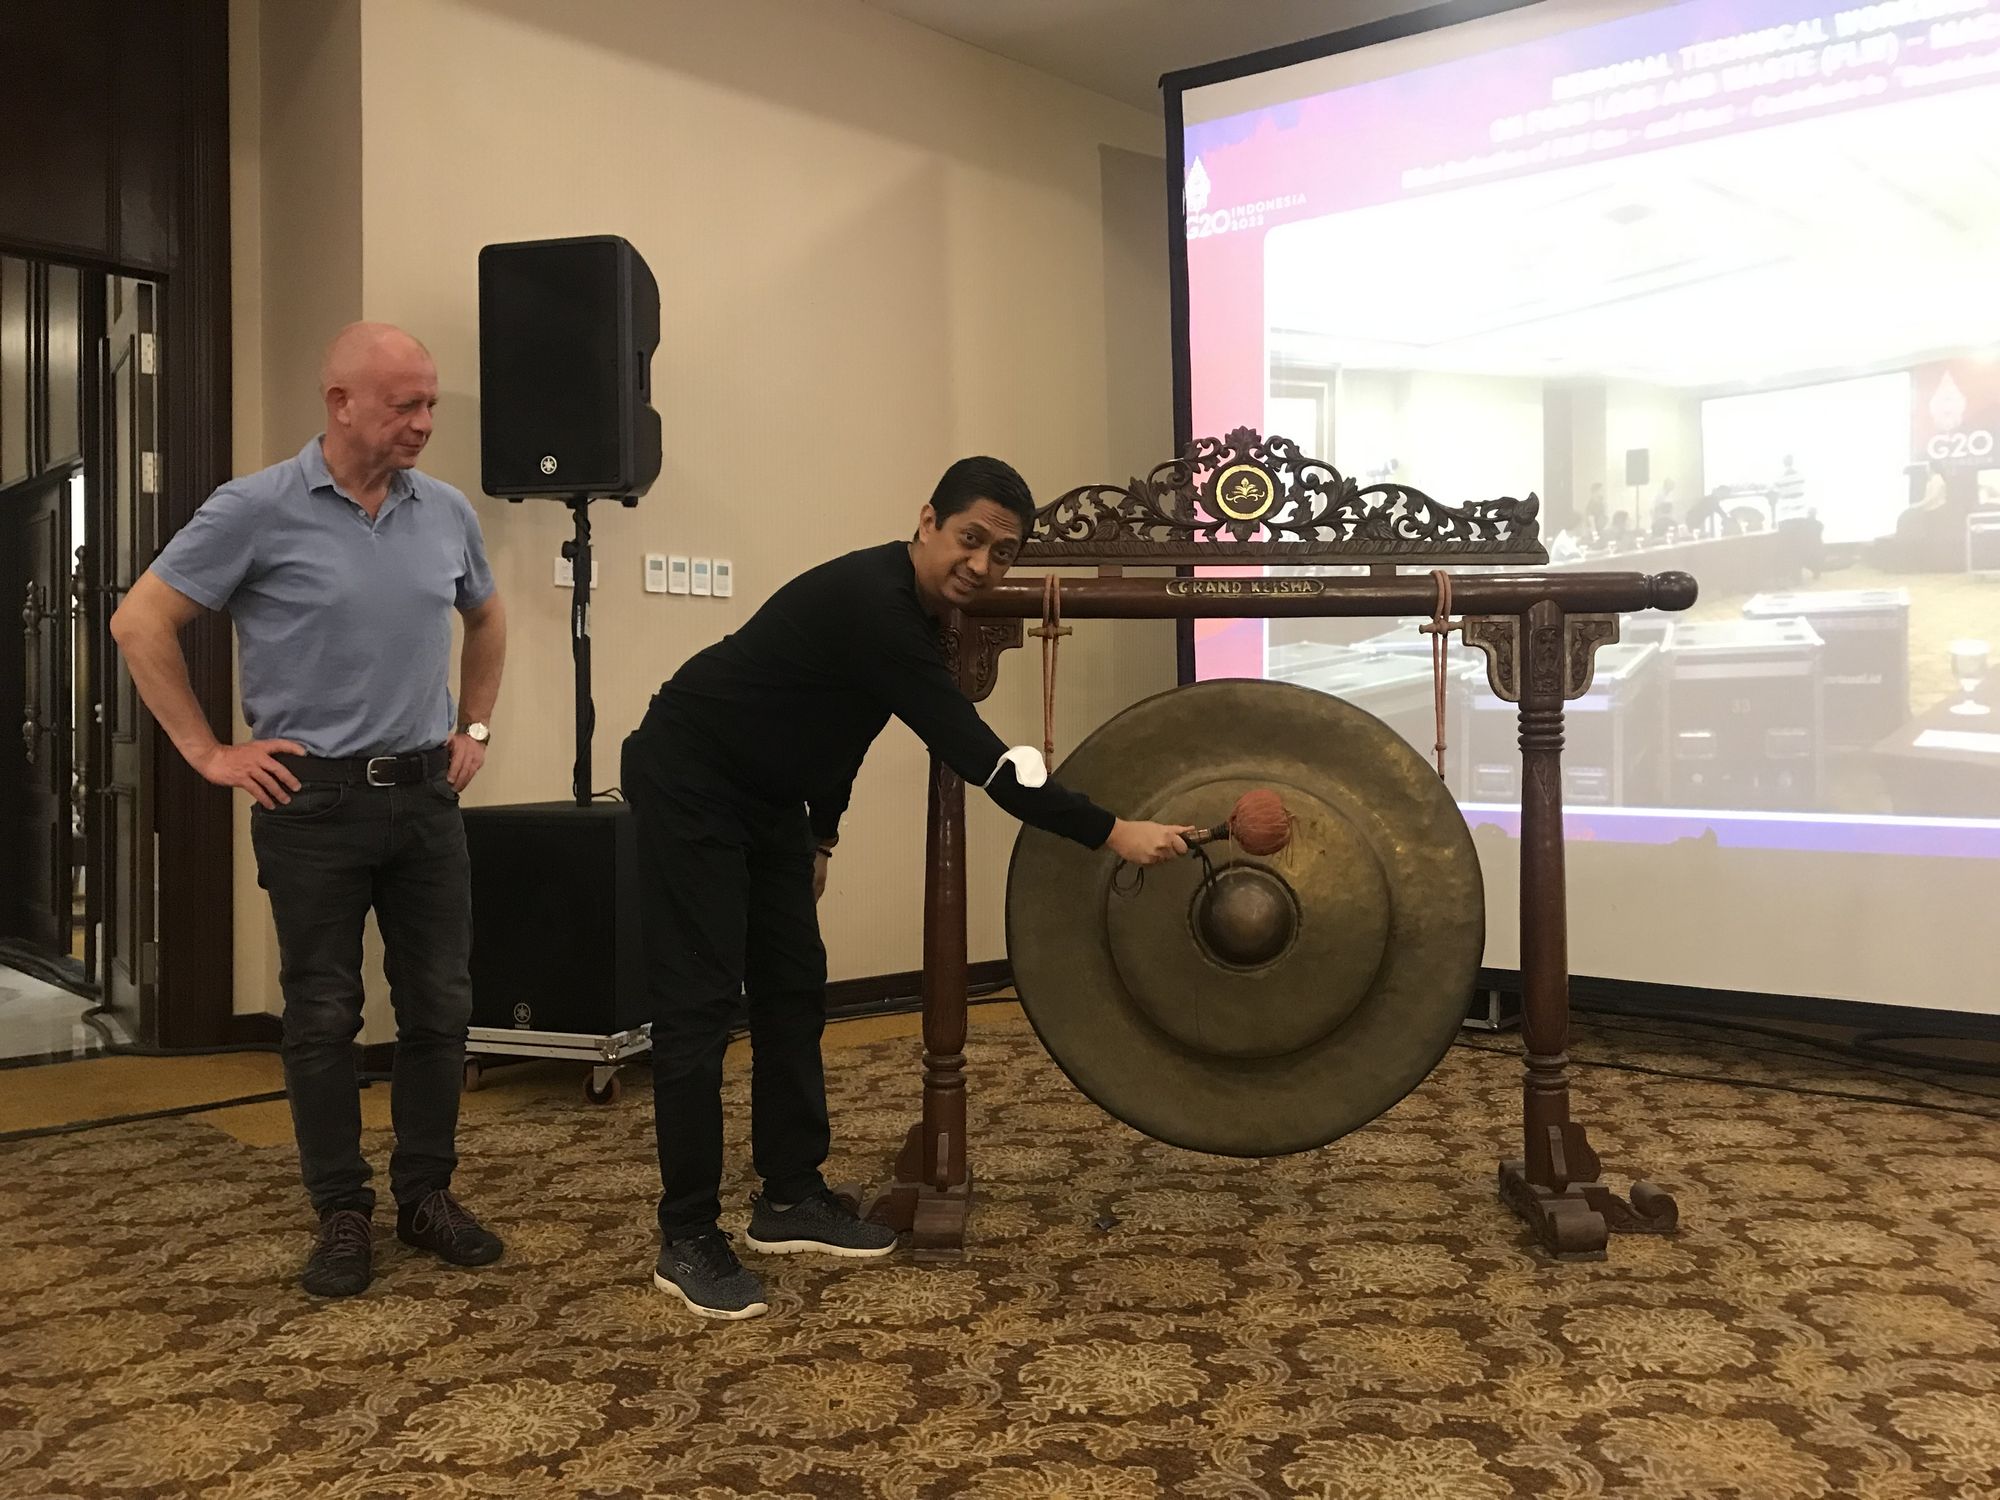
xmin=0 ymin=1068 xmax=407 ymax=1144
xmin=78 ymin=1009 xmax=391 ymax=1085
xmin=83 ymin=1011 xmax=279 ymax=1061
xmin=5 ymin=990 xmax=1016 ymax=1140
xmin=0 ymin=1090 xmax=294 ymax=1146
xmin=1565 ymin=1011 xmax=2000 ymax=1103
xmin=1574 ymin=999 xmax=2000 ymax=1074
xmin=0 ymin=940 xmax=94 ymax=999
xmin=92 ymin=1039 xmax=282 ymax=1058
xmin=1853 ymin=1030 xmax=2000 ymax=1079
xmin=1452 ymin=1038 xmax=2000 ymax=1122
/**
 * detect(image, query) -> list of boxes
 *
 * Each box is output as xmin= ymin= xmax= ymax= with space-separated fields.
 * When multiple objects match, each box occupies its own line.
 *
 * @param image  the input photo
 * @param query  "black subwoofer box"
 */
xmin=463 ymin=801 xmax=647 ymax=1035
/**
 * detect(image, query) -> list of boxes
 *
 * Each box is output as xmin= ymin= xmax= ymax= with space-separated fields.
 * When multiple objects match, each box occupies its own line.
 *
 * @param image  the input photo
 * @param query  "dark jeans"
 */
xmin=622 ymin=728 xmax=830 ymax=1242
xmin=250 ymin=768 xmax=473 ymax=1218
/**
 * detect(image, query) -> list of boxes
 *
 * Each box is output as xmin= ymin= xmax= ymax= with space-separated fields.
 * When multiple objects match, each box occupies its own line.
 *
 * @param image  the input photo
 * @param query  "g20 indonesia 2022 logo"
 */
xmin=1184 ymin=157 xmax=1306 ymax=241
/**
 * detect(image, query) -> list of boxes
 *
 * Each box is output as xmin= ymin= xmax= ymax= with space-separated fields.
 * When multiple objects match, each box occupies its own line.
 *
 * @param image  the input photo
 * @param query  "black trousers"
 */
xmin=249 ymin=765 xmax=473 ymax=1217
xmin=622 ymin=728 xmax=831 ymax=1242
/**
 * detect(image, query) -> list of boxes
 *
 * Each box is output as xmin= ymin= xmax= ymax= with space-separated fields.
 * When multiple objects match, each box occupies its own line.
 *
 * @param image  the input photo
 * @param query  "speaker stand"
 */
xmin=555 ymin=493 xmax=637 ymax=808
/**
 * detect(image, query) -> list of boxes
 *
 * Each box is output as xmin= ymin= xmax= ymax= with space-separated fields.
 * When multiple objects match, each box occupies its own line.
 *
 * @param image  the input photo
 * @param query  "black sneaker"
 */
xmin=655 ymin=1231 xmax=768 ymax=1320
xmin=746 ymin=1188 xmax=898 ymax=1258
xmin=395 ymin=1190 xmax=504 ymax=1267
xmin=301 ymin=1209 xmax=374 ymax=1298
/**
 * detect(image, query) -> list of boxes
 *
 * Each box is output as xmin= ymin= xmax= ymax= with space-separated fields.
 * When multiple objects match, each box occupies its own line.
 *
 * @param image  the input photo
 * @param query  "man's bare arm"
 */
xmin=109 ymin=572 xmax=303 ymax=808
xmin=457 ymin=591 xmax=506 ymax=728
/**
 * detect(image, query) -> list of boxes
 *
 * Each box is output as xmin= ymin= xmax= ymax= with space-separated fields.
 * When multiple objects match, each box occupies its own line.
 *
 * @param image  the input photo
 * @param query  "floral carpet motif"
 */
xmin=2 ymin=1013 xmax=1997 ymax=1498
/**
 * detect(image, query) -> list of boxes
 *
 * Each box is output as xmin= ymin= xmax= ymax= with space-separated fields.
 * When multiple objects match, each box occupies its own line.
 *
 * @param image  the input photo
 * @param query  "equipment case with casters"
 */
xmin=1458 ymin=640 xmax=1667 ymax=807
xmin=462 ymin=800 xmax=649 ymax=1103
xmin=1741 ymin=587 xmax=1909 ymax=747
xmin=1663 ymin=618 xmax=1825 ymax=810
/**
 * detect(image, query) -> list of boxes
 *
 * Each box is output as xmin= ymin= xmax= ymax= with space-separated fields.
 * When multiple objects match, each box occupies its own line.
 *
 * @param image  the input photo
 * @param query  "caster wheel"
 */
xmin=585 ymin=1071 xmax=621 ymax=1105
xmin=463 ymin=1058 xmax=483 ymax=1092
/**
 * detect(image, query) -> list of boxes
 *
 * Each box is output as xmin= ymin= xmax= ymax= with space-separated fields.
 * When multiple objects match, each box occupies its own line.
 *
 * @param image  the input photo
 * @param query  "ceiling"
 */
xmin=854 ymin=0 xmax=1423 ymax=113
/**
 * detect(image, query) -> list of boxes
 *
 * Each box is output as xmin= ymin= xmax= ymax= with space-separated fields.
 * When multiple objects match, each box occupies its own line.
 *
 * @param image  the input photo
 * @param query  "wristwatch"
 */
xmin=462 ymin=722 xmax=491 ymax=745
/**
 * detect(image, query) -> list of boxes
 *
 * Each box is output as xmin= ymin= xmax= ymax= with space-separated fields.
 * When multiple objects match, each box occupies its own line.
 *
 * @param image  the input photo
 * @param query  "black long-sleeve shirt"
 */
xmin=640 ymin=541 xmax=1115 ymax=848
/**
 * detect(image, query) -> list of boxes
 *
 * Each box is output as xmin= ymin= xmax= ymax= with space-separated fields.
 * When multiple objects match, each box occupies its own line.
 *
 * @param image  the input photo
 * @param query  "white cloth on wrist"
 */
xmin=983 ymin=745 xmax=1049 ymax=790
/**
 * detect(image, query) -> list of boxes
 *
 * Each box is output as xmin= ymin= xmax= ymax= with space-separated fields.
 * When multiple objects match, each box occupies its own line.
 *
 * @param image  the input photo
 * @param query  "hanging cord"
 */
xmin=1418 ymin=568 xmax=1456 ymax=779
xmin=1116 ymin=841 xmax=1218 ymax=899
xmin=1028 ymin=573 xmax=1070 ymax=762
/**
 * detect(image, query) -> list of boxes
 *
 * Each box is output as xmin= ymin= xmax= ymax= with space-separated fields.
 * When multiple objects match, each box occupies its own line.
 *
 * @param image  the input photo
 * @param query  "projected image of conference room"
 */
xmin=1182 ymin=0 xmax=2000 ymax=836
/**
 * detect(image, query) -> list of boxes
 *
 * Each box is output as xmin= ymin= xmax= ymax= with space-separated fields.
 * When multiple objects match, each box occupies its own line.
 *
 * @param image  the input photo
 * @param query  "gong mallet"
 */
xmin=1183 ymin=788 xmax=1293 ymax=858
xmin=1112 ymin=789 xmax=1294 ymax=897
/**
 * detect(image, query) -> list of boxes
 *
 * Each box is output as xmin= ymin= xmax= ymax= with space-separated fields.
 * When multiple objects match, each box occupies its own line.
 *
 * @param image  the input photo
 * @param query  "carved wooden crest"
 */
xmin=1023 ymin=427 xmax=1546 ymax=567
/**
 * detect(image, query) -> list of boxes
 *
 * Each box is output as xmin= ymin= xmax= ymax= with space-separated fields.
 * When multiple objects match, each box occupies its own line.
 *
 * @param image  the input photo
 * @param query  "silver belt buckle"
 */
xmin=365 ymin=756 xmax=399 ymax=787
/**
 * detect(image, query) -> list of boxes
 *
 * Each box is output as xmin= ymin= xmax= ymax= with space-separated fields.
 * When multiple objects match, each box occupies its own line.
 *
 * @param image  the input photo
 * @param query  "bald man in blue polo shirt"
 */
xmin=111 ymin=322 xmax=509 ymax=1298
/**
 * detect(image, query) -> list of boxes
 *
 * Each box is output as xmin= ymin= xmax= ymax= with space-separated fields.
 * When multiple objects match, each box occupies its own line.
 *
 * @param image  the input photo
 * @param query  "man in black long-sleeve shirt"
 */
xmin=623 ymin=456 xmax=1190 ymax=1319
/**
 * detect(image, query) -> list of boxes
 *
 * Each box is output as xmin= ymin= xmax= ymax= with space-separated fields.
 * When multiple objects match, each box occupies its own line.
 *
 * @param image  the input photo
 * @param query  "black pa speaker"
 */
xmin=477 ymin=235 xmax=662 ymax=500
xmin=1625 ymin=448 xmax=1650 ymax=486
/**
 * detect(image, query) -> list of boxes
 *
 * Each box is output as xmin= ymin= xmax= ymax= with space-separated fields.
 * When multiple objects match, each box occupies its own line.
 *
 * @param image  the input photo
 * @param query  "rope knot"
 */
xmin=1027 ymin=573 xmax=1072 ymax=644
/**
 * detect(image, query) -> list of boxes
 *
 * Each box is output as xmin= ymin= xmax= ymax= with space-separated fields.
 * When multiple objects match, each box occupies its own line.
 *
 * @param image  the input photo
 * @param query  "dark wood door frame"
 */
xmin=0 ymin=0 xmax=236 ymax=1047
xmin=97 ymin=276 xmax=163 ymax=1038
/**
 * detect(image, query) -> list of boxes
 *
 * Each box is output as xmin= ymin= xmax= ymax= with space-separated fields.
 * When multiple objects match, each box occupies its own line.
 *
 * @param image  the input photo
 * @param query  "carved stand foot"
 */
xmin=862 ymin=1123 xmax=974 ymax=1260
xmin=1498 ymin=1158 xmax=1679 ymax=1262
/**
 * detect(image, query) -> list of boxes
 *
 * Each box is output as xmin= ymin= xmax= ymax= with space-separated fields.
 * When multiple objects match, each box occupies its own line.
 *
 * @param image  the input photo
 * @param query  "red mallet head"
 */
xmin=1228 ymin=788 xmax=1291 ymax=857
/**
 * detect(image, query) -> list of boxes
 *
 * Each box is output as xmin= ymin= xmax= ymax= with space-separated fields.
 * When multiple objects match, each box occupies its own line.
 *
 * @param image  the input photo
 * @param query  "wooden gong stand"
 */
xmin=862 ymin=429 xmax=1696 ymax=1261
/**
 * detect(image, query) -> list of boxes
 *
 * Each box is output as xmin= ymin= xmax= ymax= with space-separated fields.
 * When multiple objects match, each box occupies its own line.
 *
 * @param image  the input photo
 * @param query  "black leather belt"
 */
xmin=275 ymin=746 xmax=450 ymax=787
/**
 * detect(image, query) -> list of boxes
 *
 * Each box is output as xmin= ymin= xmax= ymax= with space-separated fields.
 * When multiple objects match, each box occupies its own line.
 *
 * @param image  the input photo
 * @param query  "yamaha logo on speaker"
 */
xmin=512 ymin=1002 xmax=533 ymax=1028
xmin=539 ymin=455 xmax=558 ymax=475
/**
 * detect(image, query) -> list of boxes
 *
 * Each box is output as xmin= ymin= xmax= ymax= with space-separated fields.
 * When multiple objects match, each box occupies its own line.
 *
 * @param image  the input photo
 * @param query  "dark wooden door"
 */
xmin=0 ymin=257 xmax=86 ymax=960
xmin=4 ymin=471 xmax=70 ymax=952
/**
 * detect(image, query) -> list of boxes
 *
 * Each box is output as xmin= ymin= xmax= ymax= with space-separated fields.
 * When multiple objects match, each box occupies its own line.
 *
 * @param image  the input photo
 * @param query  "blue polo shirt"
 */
xmin=151 ymin=435 xmax=495 ymax=758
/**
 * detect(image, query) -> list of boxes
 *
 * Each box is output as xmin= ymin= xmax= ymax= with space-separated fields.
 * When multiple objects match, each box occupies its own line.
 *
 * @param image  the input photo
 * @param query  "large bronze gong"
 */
xmin=1006 ymin=678 xmax=1484 ymax=1157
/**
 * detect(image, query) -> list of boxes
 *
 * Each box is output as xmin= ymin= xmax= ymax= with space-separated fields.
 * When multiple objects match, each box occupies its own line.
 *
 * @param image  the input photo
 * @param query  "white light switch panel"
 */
xmin=690 ymin=558 xmax=713 ymax=596
xmin=644 ymin=554 xmax=669 ymax=593
xmin=713 ymin=558 xmax=733 ymax=597
xmin=667 ymin=556 xmax=690 ymax=595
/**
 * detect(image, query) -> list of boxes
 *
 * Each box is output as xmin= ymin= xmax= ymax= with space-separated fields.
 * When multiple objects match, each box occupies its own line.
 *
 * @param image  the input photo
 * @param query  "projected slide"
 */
xmin=1182 ymin=0 xmax=2000 ymax=859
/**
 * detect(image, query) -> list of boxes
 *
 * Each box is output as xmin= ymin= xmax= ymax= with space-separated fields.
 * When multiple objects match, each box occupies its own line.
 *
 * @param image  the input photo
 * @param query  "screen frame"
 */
xmin=1159 ymin=0 xmax=1545 ymax=685
xmin=1153 ymin=0 xmax=2000 ymax=1029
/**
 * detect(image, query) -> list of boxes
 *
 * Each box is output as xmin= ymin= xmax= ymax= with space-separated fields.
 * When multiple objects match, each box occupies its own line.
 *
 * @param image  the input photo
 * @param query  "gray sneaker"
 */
xmin=654 ymin=1231 xmax=768 ymax=1320
xmin=746 ymin=1188 xmax=898 ymax=1258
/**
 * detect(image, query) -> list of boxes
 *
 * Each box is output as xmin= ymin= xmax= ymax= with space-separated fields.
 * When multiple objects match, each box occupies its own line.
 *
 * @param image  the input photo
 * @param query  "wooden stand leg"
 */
xmin=864 ymin=755 xmax=972 ymax=1257
xmin=1498 ymin=602 xmax=1679 ymax=1258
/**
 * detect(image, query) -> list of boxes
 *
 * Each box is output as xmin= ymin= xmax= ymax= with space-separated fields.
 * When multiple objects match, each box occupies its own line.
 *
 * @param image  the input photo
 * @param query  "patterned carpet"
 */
xmin=3 ymin=1010 xmax=1999 ymax=1499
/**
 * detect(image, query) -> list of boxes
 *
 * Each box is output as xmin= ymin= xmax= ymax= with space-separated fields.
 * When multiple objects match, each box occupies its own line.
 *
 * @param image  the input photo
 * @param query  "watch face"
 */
xmin=466 ymin=723 xmax=490 ymax=744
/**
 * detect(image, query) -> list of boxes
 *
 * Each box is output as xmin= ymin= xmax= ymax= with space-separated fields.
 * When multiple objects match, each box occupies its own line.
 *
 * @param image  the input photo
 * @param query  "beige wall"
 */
xmin=230 ymin=0 xmax=376 ymax=1019
xmin=227 ymin=0 xmax=1177 ymax=1026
